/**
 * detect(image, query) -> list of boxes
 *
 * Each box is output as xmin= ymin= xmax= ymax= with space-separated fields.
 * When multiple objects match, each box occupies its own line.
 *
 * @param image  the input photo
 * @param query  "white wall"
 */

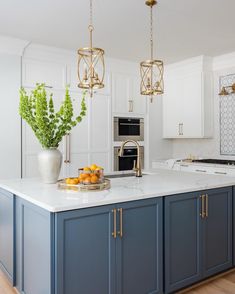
xmin=172 ymin=53 xmax=235 ymax=160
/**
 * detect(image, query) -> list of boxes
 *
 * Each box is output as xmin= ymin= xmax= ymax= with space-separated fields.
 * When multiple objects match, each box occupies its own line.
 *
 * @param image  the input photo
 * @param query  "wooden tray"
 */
xmin=58 ymin=178 xmax=111 ymax=192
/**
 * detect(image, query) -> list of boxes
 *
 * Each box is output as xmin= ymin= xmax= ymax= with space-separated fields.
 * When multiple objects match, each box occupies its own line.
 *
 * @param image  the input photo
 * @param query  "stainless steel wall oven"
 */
xmin=114 ymin=146 xmax=144 ymax=171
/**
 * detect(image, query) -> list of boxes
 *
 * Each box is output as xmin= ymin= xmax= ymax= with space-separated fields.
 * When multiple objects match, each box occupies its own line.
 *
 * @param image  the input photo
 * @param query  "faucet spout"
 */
xmin=118 ymin=140 xmax=142 ymax=177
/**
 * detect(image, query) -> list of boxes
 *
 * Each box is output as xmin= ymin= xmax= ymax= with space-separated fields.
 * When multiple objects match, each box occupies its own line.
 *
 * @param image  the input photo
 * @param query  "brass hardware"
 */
xmin=118 ymin=208 xmax=123 ymax=238
xmin=77 ymin=0 xmax=105 ymax=97
xmin=67 ymin=133 xmax=71 ymax=163
xmin=145 ymin=0 xmax=157 ymax=7
xmin=140 ymin=0 xmax=164 ymax=102
xmin=112 ymin=209 xmax=117 ymax=238
xmin=64 ymin=134 xmax=71 ymax=163
xmin=205 ymin=194 xmax=209 ymax=218
xmin=64 ymin=135 xmax=68 ymax=163
xmin=119 ymin=140 xmax=142 ymax=177
xmin=219 ymin=83 xmax=235 ymax=96
xmin=200 ymin=195 xmax=206 ymax=218
xmin=133 ymin=159 xmax=137 ymax=171
xmin=128 ymin=100 xmax=134 ymax=112
xmin=195 ymin=169 xmax=207 ymax=173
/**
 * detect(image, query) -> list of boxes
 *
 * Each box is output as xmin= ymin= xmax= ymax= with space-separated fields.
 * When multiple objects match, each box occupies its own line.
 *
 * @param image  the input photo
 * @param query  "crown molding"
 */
xmin=0 ymin=35 xmax=30 ymax=56
xmin=213 ymin=51 xmax=235 ymax=71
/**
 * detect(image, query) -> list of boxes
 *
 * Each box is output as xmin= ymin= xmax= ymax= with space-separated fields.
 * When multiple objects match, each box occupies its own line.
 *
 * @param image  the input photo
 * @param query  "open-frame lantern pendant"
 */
xmin=77 ymin=0 xmax=105 ymax=97
xmin=140 ymin=0 xmax=164 ymax=102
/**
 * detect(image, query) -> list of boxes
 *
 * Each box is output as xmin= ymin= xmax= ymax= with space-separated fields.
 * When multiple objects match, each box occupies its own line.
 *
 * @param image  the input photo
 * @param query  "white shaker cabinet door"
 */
xmin=112 ymin=73 xmax=146 ymax=115
xmin=90 ymin=94 xmax=112 ymax=171
xmin=163 ymin=74 xmax=182 ymax=138
xmin=182 ymin=73 xmax=202 ymax=137
xmin=112 ymin=73 xmax=130 ymax=113
xmin=63 ymin=92 xmax=90 ymax=176
xmin=130 ymin=76 xmax=146 ymax=115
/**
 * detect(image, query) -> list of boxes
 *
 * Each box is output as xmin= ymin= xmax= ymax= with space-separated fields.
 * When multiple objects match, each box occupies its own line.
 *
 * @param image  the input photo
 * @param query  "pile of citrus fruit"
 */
xmin=65 ymin=164 xmax=104 ymax=185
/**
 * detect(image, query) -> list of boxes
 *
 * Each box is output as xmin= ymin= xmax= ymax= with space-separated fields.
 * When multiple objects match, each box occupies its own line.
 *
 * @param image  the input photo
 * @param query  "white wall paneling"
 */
xmin=0 ymin=54 xmax=21 ymax=179
xmin=22 ymin=58 xmax=67 ymax=89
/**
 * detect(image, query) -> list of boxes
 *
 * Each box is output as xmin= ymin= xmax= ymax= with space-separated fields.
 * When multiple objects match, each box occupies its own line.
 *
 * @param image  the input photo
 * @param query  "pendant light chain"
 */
xmin=150 ymin=5 xmax=153 ymax=60
xmin=90 ymin=0 xmax=93 ymax=28
xmin=89 ymin=0 xmax=93 ymax=48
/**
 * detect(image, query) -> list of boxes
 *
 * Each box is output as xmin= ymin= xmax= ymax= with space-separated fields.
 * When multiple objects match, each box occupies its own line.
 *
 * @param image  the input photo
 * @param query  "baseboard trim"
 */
xmin=177 ymin=268 xmax=235 ymax=293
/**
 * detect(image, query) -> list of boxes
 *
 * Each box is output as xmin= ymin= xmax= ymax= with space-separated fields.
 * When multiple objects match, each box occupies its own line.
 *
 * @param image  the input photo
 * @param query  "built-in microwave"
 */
xmin=114 ymin=117 xmax=144 ymax=142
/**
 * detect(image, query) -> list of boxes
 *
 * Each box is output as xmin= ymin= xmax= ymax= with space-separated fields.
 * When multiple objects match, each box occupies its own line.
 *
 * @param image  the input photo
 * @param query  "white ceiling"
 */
xmin=0 ymin=0 xmax=235 ymax=63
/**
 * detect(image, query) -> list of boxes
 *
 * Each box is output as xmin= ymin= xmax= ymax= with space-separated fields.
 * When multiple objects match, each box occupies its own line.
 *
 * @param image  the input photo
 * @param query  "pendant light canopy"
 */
xmin=140 ymin=0 xmax=164 ymax=102
xmin=77 ymin=0 xmax=105 ymax=97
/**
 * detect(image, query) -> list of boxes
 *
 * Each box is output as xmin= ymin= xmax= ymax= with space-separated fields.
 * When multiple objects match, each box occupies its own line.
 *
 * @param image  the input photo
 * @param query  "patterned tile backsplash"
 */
xmin=220 ymin=74 xmax=235 ymax=155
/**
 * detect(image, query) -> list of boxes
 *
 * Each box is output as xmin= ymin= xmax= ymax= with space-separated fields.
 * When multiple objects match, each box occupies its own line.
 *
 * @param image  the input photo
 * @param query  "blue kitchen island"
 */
xmin=0 ymin=169 xmax=235 ymax=294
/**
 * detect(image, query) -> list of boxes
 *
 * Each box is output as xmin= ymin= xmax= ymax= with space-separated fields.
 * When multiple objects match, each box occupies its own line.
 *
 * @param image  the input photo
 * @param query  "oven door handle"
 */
xmin=120 ymin=155 xmax=138 ymax=158
xmin=119 ymin=123 xmax=141 ymax=126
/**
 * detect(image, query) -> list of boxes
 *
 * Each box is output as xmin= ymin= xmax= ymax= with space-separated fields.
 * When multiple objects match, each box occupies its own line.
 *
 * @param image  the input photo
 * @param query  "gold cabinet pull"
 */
xmin=205 ymin=194 xmax=209 ymax=218
xmin=128 ymin=100 xmax=133 ymax=112
xmin=64 ymin=134 xmax=71 ymax=163
xmin=112 ymin=209 xmax=117 ymax=238
xmin=64 ymin=134 xmax=68 ymax=163
xmin=67 ymin=133 xmax=71 ymax=163
xmin=200 ymin=195 xmax=205 ymax=218
xmin=118 ymin=208 xmax=123 ymax=238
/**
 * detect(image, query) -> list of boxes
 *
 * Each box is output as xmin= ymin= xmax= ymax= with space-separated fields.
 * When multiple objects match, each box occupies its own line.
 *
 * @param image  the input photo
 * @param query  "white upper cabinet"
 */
xmin=112 ymin=73 xmax=146 ymax=115
xmin=163 ymin=56 xmax=213 ymax=138
xmin=22 ymin=58 xmax=67 ymax=89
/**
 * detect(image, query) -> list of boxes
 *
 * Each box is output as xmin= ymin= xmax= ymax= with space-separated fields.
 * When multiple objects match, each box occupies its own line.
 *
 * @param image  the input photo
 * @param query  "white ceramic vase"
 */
xmin=38 ymin=148 xmax=62 ymax=184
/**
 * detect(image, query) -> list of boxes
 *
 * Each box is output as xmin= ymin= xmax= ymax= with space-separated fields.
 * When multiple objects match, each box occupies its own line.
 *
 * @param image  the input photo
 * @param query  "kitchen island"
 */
xmin=0 ymin=169 xmax=235 ymax=294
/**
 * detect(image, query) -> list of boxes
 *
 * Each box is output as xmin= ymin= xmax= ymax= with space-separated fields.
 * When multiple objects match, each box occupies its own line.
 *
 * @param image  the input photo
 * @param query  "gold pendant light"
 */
xmin=140 ymin=0 xmax=164 ymax=102
xmin=77 ymin=0 xmax=105 ymax=97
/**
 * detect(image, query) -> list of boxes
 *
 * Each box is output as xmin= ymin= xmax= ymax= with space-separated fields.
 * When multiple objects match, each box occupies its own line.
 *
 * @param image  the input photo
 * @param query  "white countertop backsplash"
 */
xmin=0 ymin=169 xmax=235 ymax=212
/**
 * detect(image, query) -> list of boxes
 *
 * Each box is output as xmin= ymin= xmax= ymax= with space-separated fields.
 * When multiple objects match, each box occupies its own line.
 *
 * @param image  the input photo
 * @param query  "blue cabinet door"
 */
xmin=0 ymin=189 xmax=14 ymax=285
xmin=55 ymin=205 xmax=116 ymax=294
xmin=202 ymin=187 xmax=232 ymax=278
xmin=233 ymin=186 xmax=235 ymax=266
xmin=15 ymin=198 xmax=53 ymax=294
xmin=164 ymin=192 xmax=202 ymax=293
xmin=116 ymin=198 xmax=163 ymax=294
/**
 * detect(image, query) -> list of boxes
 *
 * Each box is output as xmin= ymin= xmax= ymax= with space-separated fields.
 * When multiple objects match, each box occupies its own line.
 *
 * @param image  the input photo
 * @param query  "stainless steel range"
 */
xmin=192 ymin=159 xmax=235 ymax=166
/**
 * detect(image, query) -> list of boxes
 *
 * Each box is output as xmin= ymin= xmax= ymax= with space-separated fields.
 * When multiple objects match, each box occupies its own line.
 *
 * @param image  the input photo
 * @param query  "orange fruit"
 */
xmin=90 ymin=175 xmax=99 ymax=184
xmin=79 ymin=173 xmax=88 ymax=180
xmin=83 ymin=167 xmax=91 ymax=171
xmin=90 ymin=164 xmax=98 ymax=171
xmin=83 ymin=177 xmax=91 ymax=184
xmin=65 ymin=178 xmax=71 ymax=184
xmin=69 ymin=178 xmax=79 ymax=185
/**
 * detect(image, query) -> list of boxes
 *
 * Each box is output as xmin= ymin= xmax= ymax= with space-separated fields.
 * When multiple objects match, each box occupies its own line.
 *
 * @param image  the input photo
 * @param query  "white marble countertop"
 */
xmin=0 ymin=169 xmax=235 ymax=212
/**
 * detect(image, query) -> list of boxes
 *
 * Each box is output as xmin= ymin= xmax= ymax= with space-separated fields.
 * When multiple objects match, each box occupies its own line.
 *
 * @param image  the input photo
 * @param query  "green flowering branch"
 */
xmin=19 ymin=83 xmax=87 ymax=148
